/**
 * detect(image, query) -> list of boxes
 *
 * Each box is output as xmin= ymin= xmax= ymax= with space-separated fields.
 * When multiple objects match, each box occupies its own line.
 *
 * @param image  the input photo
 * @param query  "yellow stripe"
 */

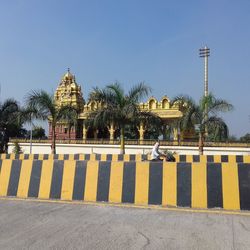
xmin=136 ymin=154 xmax=141 ymax=161
xmin=222 ymin=163 xmax=240 ymax=210
xmin=38 ymin=160 xmax=54 ymax=199
xmin=124 ymin=154 xmax=130 ymax=161
xmin=61 ymin=160 xmax=76 ymax=200
xmin=17 ymin=160 xmax=33 ymax=198
xmin=200 ymin=155 xmax=207 ymax=163
xmin=186 ymin=155 xmax=193 ymax=162
xmin=214 ymin=155 xmax=221 ymax=163
xmin=69 ymin=154 xmax=74 ymax=161
xmin=38 ymin=154 xmax=44 ymax=160
xmin=19 ymin=154 xmax=25 ymax=160
xmin=243 ymin=155 xmax=250 ymax=163
xmin=135 ymin=162 xmax=149 ymax=205
xmin=79 ymin=154 xmax=84 ymax=160
xmin=84 ymin=161 xmax=99 ymax=201
xmin=101 ymin=154 xmax=107 ymax=161
xmin=192 ymin=162 xmax=207 ymax=208
xmin=112 ymin=154 xmax=118 ymax=161
xmin=10 ymin=154 xmax=16 ymax=160
xmin=0 ymin=160 xmax=12 ymax=196
xmin=174 ymin=154 xmax=179 ymax=162
xmin=48 ymin=154 xmax=54 ymax=160
xmin=228 ymin=155 xmax=236 ymax=164
xmin=162 ymin=162 xmax=176 ymax=206
xmin=58 ymin=154 xmax=64 ymax=160
xmin=90 ymin=154 xmax=96 ymax=161
xmin=109 ymin=161 xmax=124 ymax=203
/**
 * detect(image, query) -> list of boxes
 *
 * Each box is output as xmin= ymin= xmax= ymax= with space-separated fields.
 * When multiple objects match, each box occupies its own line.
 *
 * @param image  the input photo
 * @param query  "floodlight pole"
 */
xmin=199 ymin=46 xmax=210 ymax=97
xmin=199 ymin=46 xmax=210 ymax=136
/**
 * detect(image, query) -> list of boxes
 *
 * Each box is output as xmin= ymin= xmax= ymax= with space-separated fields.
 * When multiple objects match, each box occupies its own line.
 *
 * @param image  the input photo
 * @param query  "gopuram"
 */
xmin=49 ymin=69 xmax=187 ymax=142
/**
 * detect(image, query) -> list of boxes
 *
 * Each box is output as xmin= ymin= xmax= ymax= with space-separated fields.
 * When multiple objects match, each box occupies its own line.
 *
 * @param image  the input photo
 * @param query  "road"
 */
xmin=0 ymin=199 xmax=250 ymax=250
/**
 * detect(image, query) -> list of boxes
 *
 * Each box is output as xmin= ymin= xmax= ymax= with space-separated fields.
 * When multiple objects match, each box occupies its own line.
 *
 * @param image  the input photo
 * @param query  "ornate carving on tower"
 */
xmin=54 ymin=68 xmax=85 ymax=109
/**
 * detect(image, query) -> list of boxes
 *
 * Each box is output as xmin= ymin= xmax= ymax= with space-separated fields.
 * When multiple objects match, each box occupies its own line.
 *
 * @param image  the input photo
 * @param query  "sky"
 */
xmin=0 ymin=0 xmax=249 ymax=137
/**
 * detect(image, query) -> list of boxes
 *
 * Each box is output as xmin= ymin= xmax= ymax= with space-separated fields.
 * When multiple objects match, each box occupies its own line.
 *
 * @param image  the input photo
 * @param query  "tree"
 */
xmin=25 ymin=90 xmax=78 ymax=154
xmin=240 ymin=133 xmax=250 ymax=143
xmin=172 ymin=93 xmax=233 ymax=155
xmin=88 ymin=82 xmax=158 ymax=154
xmin=31 ymin=126 xmax=46 ymax=139
xmin=0 ymin=99 xmax=22 ymax=153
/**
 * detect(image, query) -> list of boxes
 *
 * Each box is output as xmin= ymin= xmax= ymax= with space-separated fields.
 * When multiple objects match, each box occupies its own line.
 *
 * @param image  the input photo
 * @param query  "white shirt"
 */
xmin=151 ymin=142 xmax=160 ymax=160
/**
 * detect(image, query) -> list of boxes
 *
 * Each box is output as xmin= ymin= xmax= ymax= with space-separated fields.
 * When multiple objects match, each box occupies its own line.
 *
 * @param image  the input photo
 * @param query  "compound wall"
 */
xmin=0 ymin=157 xmax=250 ymax=210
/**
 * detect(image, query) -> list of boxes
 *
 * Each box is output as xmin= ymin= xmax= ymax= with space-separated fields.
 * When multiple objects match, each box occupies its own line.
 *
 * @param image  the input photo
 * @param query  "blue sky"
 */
xmin=0 ymin=0 xmax=249 ymax=137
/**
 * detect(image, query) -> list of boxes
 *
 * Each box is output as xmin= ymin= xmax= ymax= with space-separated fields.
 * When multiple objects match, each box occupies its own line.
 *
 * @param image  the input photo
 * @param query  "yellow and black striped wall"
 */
xmin=1 ymin=153 xmax=250 ymax=163
xmin=0 ymin=158 xmax=250 ymax=210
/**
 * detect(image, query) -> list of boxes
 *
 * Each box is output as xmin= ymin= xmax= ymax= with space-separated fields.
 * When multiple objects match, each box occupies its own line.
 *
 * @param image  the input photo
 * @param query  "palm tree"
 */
xmin=25 ymin=90 xmax=78 ymax=154
xmin=88 ymin=82 xmax=157 ymax=154
xmin=172 ymin=93 xmax=233 ymax=155
xmin=0 ymin=99 xmax=21 ymax=153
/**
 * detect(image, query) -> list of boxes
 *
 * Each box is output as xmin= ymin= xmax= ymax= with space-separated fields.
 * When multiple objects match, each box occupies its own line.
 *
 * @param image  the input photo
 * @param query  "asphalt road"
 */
xmin=0 ymin=199 xmax=250 ymax=250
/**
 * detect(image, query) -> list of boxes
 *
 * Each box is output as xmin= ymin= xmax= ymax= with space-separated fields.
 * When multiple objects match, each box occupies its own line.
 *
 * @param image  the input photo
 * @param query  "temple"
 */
xmin=49 ymin=70 xmax=185 ymax=141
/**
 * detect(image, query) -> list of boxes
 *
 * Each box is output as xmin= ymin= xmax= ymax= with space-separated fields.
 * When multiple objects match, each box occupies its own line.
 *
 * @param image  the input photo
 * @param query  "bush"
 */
xmin=12 ymin=141 xmax=22 ymax=154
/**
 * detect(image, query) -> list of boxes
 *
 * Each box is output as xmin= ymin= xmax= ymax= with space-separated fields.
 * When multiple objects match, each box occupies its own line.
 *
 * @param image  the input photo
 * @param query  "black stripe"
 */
xmin=130 ymin=155 xmax=136 ymax=161
xmin=207 ymin=155 xmax=214 ymax=162
xmin=54 ymin=154 xmax=59 ymax=160
xmin=207 ymin=163 xmax=223 ymax=208
xmin=6 ymin=154 xmax=10 ymax=159
xmin=28 ymin=160 xmax=42 ymax=198
xmin=85 ymin=154 xmax=90 ymax=160
xmin=7 ymin=160 xmax=22 ymax=196
xmin=107 ymin=154 xmax=112 ymax=161
xmin=221 ymin=155 xmax=228 ymax=162
xmin=122 ymin=162 xmax=135 ymax=203
xmin=142 ymin=155 xmax=147 ymax=161
xmin=180 ymin=155 xmax=186 ymax=162
xmin=34 ymin=154 xmax=39 ymax=160
xmin=96 ymin=162 xmax=111 ymax=202
xmin=43 ymin=154 xmax=49 ymax=160
xmin=236 ymin=155 xmax=243 ymax=163
xmin=14 ymin=154 xmax=19 ymax=159
xmin=238 ymin=163 xmax=250 ymax=210
xmin=72 ymin=161 xmax=87 ymax=200
xmin=0 ymin=160 xmax=2 ymax=174
xmin=148 ymin=162 xmax=162 ymax=205
xmin=24 ymin=154 xmax=29 ymax=160
xmin=193 ymin=155 xmax=199 ymax=162
xmin=118 ymin=154 xmax=123 ymax=161
xmin=64 ymin=154 xmax=69 ymax=160
xmin=74 ymin=154 xmax=79 ymax=160
xmin=177 ymin=163 xmax=191 ymax=207
xmin=49 ymin=160 xmax=64 ymax=199
xmin=96 ymin=154 xmax=101 ymax=161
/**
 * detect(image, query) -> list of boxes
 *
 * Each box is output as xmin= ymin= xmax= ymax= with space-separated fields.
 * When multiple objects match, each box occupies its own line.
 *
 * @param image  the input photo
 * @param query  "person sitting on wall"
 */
xmin=151 ymin=140 xmax=176 ymax=162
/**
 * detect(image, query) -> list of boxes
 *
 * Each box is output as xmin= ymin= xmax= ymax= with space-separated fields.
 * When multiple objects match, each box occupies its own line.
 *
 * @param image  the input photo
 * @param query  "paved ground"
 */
xmin=0 ymin=199 xmax=250 ymax=250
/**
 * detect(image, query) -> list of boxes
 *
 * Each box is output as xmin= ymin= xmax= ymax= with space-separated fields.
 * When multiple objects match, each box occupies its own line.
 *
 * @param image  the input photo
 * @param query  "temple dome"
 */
xmin=62 ymin=68 xmax=74 ymax=81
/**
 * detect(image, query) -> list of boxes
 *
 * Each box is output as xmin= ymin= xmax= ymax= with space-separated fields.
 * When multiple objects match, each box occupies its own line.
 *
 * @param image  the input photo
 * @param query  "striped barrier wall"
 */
xmin=1 ymin=154 xmax=250 ymax=163
xmin=0 ymin=159 xmax=250 ymax=210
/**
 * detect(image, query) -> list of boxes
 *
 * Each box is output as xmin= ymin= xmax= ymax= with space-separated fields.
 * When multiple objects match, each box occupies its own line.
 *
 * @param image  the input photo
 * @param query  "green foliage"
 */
xmin=88 ymin=82 xmax=157 ymax=153
xmin=240 ymin=133 xmax=250 ymax=143
xmin=31 ymin=126 xmax=46 ymax=139
xmin=172 ymin=93 xmax=233 ymax=154
xmin=12 ymin=141 xmax=22 ymax=154
xmin=25 ymin=90 xmax=78 ymax=154
xmin=0 ymin=99 xmax=23 ymax=153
